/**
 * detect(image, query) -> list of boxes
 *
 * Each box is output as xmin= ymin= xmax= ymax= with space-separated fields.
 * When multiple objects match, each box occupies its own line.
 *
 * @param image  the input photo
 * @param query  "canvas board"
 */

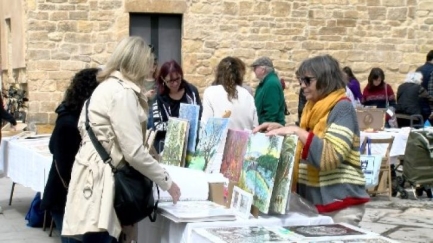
xmin=179 ymin=103 xmax=200 ymax=153
xmin=187 ymin=118 xmax=229 ymax=172
xmin=161 ymin=117 xmax=189 ymax=166
xmin=269 ymin=135 xmax=298 ymax=214
xmin=220 ymin=129 xmax=250 ymax=182
xmin=238 ymin=133 xmax=284 ymax=213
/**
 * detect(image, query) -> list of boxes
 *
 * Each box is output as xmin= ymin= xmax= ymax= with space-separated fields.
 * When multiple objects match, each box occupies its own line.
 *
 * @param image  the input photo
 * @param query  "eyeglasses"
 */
xmin=298 ymin=76 xmax=316 ymax=86
xmin=163 ymin=77 xmax=181 ymax=84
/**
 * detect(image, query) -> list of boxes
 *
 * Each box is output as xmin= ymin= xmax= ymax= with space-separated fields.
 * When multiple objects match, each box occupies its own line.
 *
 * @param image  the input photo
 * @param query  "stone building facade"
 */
xmin=1 ymin=0 xmax=432 ymax=125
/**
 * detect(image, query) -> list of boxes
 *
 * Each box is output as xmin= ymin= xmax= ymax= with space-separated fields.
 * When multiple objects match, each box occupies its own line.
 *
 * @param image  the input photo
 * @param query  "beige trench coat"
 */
xmin=62 ymin=71 xmax=172 ymax=240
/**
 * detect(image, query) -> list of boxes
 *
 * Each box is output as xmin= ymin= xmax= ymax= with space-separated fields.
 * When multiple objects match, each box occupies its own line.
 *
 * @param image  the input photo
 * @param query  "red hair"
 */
xmin=157 ymin=60 xmax=185 ymax=95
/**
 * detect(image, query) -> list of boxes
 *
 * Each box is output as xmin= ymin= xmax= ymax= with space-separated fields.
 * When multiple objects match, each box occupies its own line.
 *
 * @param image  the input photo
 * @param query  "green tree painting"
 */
xmin=238 ymin=133 xmax=284 ymax=213
xmin=161 ymin=118 xmax=189 ymax=166
xmin=269 ymin=135 xmax=298 ymax=214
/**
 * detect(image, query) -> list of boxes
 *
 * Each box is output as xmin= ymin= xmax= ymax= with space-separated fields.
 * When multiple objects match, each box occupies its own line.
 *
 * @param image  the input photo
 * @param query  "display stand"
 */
xmin=361 ymin=137 xmax=395 ymax=199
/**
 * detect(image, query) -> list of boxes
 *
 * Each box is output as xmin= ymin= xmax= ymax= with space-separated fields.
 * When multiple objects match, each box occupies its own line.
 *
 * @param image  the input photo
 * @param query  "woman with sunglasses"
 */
xmin=253 ymin=55 xmax=369 ymax=226
xmin=151 ymin=60 xmax=202 ymax=153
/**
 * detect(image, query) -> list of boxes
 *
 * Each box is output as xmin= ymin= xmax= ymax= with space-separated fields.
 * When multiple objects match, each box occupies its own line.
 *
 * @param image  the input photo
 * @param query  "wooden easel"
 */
xmin=361 ymin=137 xmax=395 ymax=200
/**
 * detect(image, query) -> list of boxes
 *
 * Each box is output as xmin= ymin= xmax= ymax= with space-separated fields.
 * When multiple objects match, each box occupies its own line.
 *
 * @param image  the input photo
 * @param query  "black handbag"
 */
xmin=84 ymin=98 xmax=159 ymax=226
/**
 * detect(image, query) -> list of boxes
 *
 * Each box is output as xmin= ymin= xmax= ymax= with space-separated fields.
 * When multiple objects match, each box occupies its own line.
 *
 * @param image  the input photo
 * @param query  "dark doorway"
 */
xmin=130 ymin=14 xmax=182 ymax=65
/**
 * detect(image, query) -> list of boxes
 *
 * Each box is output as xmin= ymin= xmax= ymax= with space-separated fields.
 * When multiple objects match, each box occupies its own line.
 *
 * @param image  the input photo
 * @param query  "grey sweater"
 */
xmin=298 ymin=99 xmax=370 ymax=213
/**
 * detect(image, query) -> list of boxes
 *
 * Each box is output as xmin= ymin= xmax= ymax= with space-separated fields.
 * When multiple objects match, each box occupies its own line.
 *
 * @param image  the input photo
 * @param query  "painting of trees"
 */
xmin=187 ymin=118 xmax=229 ymax=172
xmin=179 ymin=104 xmax=200 ymax=153
xmin=161 ymin=118 xmax=189 ymax=166
xmin=269 ymin=135 xmax=298 ymax=214
xmin=239 ymin=133 xmax=284 ymax=213
xmin=220 ymin=129 xmax=249 ymax=182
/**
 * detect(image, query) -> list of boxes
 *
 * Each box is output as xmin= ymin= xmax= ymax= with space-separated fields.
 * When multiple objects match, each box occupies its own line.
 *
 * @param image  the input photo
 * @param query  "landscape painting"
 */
xmin=194 ymin=226 xmax=291 ymax=243
xmin=238 ymin=133 xmax=284 ymax=213
xmin=187 ymin=118 xmax=229 ymax=172
xmin=179 ymin=103 xmax=200 ymax=153
xmin=220 ymin=129 xmax=250 ymax=182
xmin=161 ymin=117 xmax=189 ymax=167
xmin=285 ymin=224 xmax=365 ymax=237
xmin=269 ymin=135 xmax=298 ymax=214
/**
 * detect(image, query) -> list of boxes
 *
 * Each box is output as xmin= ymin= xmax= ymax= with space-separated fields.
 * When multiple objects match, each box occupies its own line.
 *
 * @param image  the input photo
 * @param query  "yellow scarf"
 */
xmin=292 ymin=88 xmax=347 ymax=192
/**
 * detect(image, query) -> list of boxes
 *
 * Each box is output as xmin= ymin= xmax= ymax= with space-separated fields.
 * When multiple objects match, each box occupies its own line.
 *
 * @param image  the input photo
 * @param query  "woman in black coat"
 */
xmin=41 ymin=68 xmax=99 ymax=243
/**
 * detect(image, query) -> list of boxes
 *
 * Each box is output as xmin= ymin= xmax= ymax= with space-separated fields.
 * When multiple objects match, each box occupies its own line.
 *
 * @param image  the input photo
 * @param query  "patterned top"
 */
xmin=298 ymin=100 xmax=370 ymax=213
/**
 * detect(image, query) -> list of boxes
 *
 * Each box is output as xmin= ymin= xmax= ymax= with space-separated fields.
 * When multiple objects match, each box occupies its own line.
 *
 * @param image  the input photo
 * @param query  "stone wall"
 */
xmin=24 ymin=0 xmax=128 ymax=124
xmin=1 ymin=0 xmax=433 ymax=125
xmin=180 ymin=0 xmax=433 ymax=123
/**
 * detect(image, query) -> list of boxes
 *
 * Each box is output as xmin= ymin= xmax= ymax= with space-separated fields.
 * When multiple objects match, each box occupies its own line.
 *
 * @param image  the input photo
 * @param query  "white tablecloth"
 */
xmin=0 ymin=137 xmax=51 ymax=194
xmin=360 ymin=128 xmax=410 ymax=164
xmin=138 ymin=212 xmax=333 ymax=243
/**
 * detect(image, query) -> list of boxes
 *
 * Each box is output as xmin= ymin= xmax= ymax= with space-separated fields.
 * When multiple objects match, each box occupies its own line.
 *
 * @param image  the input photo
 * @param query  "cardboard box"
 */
xmin=356 ymin=108 xmax=386 ymax=131
xmin=208 ymin=182 xmax=225 ymax=207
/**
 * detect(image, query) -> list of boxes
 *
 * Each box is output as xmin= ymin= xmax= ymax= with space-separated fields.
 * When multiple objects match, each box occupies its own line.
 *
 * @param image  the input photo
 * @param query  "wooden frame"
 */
xmin=360 ymin=137 xmax=395 ymax=200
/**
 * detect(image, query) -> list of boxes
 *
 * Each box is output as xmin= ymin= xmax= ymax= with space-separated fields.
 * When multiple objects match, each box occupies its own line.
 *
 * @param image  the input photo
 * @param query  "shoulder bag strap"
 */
xmin=54 ymin=159 xmax=68 ymax=189
xmin=85 ymin=98 xmax=117 ymax=172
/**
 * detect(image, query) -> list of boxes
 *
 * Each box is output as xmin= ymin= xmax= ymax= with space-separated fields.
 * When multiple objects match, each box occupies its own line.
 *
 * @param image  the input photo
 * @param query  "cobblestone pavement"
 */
xmin=1 ymin=178 xmax=432 ymax=243
xmin=360 ymin=193 xmax=433 ymax=243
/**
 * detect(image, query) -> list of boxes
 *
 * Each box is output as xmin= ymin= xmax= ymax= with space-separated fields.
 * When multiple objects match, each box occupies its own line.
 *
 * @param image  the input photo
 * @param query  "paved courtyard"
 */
xmin=1 ymin=177 xmax=432 ymax=243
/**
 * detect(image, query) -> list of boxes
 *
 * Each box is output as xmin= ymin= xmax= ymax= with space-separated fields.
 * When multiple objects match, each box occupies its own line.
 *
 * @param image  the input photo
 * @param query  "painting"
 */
xmin=194 ymin=226 xmax=292 ymax=243
xmin=269 ymin=135 xmax=298 ymax=214
xmin=187 ymin=118 xmax=229 ymax=172
xmin=285 ymin=224 xmax=366 ymax=238
xmin=230 ymin=186 xmax=253 ymax=219
xmin=179 ymin=103 xmax=200 ymax=153
xmin=161 ymin=117 xmax=189 ymax=166
xmin=220 ymin=129 xmax=250 ymax=182
xmin=238 ymin=133 xmax=284 ymax=213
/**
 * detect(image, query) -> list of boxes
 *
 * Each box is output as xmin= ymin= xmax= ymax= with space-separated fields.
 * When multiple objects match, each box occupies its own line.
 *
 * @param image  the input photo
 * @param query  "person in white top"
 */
xmin=202 ymin=56 xmax=258 ymax=130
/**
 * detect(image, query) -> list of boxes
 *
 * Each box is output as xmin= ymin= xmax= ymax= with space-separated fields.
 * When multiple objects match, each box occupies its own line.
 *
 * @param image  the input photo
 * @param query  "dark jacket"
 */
xmin=416 ymin=62 xmax=433 ymax=90
xmin=254 ymin=71 xmax=286 ymax=125
xmin=151 ymin=81 xmax=202 ymax=153
xmin=396 ymin=82 xmax=433 ymax=120
xmin=41 ymin=103 xmax=81 ymax=212
xmin=0 ymin=96 xmax=17 ymax=126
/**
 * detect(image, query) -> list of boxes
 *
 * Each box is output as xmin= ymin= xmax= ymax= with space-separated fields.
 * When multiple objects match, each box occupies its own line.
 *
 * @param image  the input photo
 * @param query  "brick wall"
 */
xmin=2 ymin=0 xmax=433 ymax=125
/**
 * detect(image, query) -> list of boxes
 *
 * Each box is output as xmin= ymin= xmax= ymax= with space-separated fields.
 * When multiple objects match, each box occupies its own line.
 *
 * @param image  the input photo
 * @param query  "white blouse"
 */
xmin=202 ymin=85 xmax=258 ymax=130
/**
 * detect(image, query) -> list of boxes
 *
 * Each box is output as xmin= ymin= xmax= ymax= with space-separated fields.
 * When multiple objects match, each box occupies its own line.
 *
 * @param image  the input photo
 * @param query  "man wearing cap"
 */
xmin=252 ymin=57 xmax=286 ymax=125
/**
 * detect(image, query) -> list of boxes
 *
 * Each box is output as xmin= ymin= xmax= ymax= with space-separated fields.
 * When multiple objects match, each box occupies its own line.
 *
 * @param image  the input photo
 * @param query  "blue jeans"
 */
xmin=51 ymin=211 xmax=81 ymax=243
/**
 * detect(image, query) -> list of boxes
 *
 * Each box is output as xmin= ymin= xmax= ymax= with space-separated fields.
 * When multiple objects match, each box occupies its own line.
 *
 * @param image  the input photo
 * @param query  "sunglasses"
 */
xmin=163 ymin=77 xmax=181 ymax=84
xmin=298 ymin=76 xmax=316 ymax=86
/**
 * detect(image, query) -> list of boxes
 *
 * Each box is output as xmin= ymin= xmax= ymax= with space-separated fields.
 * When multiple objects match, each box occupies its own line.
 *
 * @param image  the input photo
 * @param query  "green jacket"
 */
xmin=254 ymin=71 xmax=286 ymax=125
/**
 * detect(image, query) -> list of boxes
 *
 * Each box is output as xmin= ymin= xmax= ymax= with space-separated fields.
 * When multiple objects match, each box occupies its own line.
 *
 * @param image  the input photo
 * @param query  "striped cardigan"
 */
xmin=298 ymin=100 xmax=369 ymax=213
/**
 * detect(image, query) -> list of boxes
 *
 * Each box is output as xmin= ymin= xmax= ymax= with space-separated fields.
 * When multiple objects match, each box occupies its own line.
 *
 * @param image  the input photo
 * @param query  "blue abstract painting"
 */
xmin=179 ymin=103 xmax=200 ymax=153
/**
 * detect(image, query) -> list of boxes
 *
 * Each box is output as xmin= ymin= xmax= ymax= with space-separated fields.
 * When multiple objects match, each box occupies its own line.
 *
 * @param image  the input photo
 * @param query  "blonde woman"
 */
xmin=62 ymin=37 xmax=181 ymax=243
